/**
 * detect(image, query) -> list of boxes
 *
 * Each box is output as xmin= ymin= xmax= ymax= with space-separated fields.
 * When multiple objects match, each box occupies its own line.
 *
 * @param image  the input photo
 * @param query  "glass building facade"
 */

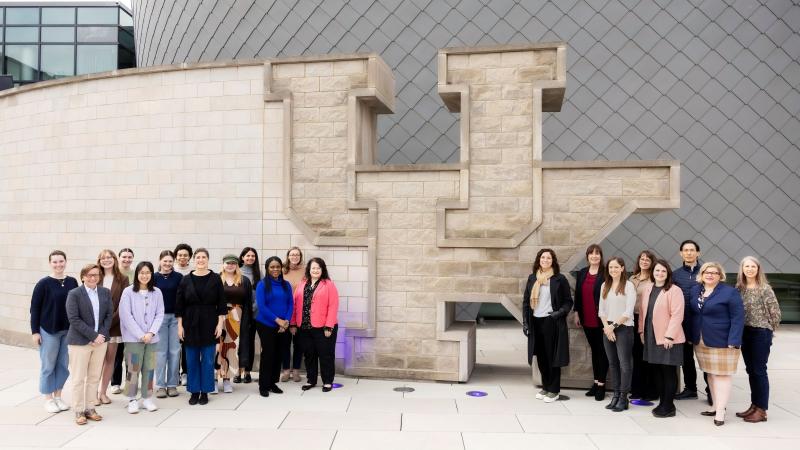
xmin=0 ymin=2 xmax=134 ymax=87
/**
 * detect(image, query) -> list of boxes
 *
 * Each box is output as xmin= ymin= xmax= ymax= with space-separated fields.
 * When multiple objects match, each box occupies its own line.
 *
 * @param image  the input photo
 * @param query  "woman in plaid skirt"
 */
xmin=687 ymin=262 xmax=745 ymax=426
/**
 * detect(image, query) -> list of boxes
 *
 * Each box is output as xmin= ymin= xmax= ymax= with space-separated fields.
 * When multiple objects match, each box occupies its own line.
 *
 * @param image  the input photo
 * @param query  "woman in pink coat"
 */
xmin=638 ymin=259 xmax=685 ymax=418
xmin=289 ymin=257 xmax=339 ymax=392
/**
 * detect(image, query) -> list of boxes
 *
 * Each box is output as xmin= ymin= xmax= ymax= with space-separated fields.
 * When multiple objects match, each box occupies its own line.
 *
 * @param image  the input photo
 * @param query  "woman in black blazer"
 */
xmin=176 ymin=248 xmax=226 ymax=406
xmin=572 ymin=244 xmax=608 ymax=401
xmin=523 ymin=248 xmax=573 ymax=403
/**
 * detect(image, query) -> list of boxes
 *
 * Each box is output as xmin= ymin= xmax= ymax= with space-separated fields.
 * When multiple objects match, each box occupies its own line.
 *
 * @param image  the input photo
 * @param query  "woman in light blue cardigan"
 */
xmin=119 ymin=261 xmax=164 ymax=414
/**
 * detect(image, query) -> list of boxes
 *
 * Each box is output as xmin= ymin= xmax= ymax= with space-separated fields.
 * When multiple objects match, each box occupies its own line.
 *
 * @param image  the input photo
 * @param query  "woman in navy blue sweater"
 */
xmin=254 ymin=256 xmax=293 ymax=397
xmin=31 ymin=250 xmax=78 ymax=413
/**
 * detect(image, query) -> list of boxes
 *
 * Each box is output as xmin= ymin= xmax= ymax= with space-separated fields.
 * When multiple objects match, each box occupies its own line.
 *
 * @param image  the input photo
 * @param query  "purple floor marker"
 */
xmin=331 ymin=383 xmax=343 ymax=389
xmin=630 ymin=399 xmax=654 ymax=406
xmin=466 ymin=390 xmax=488 ymax=397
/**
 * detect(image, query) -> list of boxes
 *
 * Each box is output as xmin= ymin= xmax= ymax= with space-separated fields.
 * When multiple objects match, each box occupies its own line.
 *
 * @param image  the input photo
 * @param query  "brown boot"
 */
xmin=736 ymin=403 xmax=756 ymax=418
xmin=743 ymin=407 xmax=767 ymax=423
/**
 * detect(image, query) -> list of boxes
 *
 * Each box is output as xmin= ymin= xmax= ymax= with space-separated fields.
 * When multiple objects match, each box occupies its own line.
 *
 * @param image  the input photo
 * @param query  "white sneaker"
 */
xmin=543 ymin=392 xmax=559 ymax=403
xmin=141 ymin=397 xmax=158 ymax=412
xmin=210 ymin=382 xmax=219 ymax=395
xmin=180 ymin=373 xmax=188 ymax=386
xmin=126 ymin=399 xmax=139 ymax=414
xmin=110 ymin=385 xmax=122 ymax=394
xmin=54 ymin=398 xmax=70 ymax=411
xmin=222 ymin=379 xmax=233 ymax=393
xmin=535 ymin=389 xmax=547 ymax=400
xmin=44 ymin=399 xmax=60 ymax=413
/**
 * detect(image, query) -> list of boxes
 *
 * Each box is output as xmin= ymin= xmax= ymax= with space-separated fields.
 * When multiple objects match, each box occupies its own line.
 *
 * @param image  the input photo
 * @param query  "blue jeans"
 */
xmin=39 ymin=329 xmax=69 ymax=395
xmin=185 ymin=344 xmax=216 ymax=394
xmin=155 ymin=314 xmax=180 ymax=388
xmin=741 ymin=326 xmax=773 ymax=409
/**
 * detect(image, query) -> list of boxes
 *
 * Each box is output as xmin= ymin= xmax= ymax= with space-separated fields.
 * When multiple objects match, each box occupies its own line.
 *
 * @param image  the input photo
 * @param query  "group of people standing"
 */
xmin=30 ymin=245 xmax=340 ymax=425
xmin=524 ymin=240 xmax=781 ymax=425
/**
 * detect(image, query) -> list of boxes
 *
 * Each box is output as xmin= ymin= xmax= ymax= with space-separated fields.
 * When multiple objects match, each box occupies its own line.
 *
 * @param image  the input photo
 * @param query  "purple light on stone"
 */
xmin=466 ymin=390 xmax=487 ymax=397
xmin=630 ymin=399 xmax=653 ymax=406
xmin=331 ymin=383 xmax=343 ymax=389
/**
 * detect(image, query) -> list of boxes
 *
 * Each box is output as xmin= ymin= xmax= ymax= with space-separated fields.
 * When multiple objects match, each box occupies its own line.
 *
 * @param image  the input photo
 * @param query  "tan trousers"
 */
xmin=68 ymin=342 xmax=107 ymax=412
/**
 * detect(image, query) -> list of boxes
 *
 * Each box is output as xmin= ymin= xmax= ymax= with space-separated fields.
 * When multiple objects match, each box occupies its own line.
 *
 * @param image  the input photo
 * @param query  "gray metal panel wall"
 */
xmin=132 ymin=0 xmax=800 ymax=272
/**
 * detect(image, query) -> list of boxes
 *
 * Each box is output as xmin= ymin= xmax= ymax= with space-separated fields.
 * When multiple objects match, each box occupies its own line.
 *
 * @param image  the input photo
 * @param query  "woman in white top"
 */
xmin=598 ymin=256 xmax=636 ymax=412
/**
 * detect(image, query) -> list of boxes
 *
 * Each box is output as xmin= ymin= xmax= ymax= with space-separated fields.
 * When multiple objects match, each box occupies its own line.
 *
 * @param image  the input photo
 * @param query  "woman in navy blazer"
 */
xmin=687 ymin=261 xmax=744 ymax=426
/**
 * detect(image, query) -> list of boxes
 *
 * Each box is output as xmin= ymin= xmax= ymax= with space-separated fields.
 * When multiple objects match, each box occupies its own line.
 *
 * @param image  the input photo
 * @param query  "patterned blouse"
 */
xmin=740 ymin=286 xmax=782 ymax=331
xmin=301 ymin=280 xmax=318 ymax=330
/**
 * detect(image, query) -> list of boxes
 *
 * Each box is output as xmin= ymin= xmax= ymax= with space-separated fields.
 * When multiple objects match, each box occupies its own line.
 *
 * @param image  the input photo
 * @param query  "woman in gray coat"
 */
xmin=66 ymin=263 xmax=112 ymax=425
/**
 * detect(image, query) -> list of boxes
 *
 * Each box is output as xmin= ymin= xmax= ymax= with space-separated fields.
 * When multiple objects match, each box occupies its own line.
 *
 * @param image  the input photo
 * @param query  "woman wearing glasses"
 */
xmin=687 ymin=262 xmax=744 ymax=426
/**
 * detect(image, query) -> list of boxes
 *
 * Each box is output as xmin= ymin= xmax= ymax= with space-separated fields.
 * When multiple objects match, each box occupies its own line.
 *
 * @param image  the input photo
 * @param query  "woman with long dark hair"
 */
xmin=235 ymin=247 xmax=260 ymax=384
xmin=290 ymin=257 xmax=339 ymax=392
xmin=572 ymin=244 xmax=607 ymax=401
xmin=523 ymin=249 xmax=573 ymax=403
xmin=154 ymin=250 xmax=183 ymax=398
xmin=255 ymin=256 xmax=293 ymax=396
xmin=599 ymin=256 xmax=636 ymax=412
xmin=119 ymin=261 xmax=164 ymax=413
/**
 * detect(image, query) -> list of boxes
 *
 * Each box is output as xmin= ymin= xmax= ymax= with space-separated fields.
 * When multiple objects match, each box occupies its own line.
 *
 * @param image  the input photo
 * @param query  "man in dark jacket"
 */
xmin=671 ymin=239 xmax=710 ymax=403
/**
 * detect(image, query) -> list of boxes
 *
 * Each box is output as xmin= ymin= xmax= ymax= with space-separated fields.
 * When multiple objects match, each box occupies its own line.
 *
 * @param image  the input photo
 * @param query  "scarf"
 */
xmin=531 ymin=268 xmax=554 ymax=309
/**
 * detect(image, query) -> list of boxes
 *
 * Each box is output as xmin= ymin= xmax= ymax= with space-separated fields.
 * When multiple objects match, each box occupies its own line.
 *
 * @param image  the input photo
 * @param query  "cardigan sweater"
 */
xmin=638 ymin=284 xmax=686 ymax=345
xmin=30 ymin=276 xmax=79 ymax=334
xmin=175 ymin=271 xmax=227 ymax=347
xmin=119 ymin=286 xmax=165 ymax=343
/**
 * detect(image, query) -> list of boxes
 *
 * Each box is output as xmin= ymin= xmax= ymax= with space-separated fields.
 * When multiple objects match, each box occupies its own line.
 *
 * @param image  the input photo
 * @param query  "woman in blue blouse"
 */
xmin=31 ymin=250 xmax=79 ymax=414
xmin=688 ymin=262 xmax=745 ymax=426
xmin=254 ymin=256 xmax=293 ymax=397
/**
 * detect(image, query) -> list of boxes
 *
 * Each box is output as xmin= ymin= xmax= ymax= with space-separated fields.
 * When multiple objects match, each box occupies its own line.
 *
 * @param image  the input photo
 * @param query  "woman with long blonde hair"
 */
xmin=735 ymin=256 xmax=781 ymax=423
xmin=95 ymin=249 xmax=129 ymax=406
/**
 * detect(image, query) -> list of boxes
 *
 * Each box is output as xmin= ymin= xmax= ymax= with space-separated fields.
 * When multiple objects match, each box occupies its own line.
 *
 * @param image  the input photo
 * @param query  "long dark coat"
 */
xmin=175 ymin=271 xmax=227 ymax=347
xmin=522 ymin=272 xmax=573 ymax=368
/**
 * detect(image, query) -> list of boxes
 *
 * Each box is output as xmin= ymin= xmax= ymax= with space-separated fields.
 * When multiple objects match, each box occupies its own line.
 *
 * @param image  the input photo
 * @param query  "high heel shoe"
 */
xmin=714 ymin=419 xmax=725 ymax=426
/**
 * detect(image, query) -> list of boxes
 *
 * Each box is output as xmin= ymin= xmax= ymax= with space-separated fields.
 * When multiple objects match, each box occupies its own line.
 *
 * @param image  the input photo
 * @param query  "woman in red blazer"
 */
xmin=638 ymin=259 xmax=685 ymax=418
xmin=289 ymin=257 xmax=339 ymax=392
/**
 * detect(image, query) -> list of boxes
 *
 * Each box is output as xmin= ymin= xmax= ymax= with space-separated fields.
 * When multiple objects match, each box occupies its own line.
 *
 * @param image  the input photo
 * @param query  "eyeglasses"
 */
xmin=703 ymin=271 xmax=721 ymax=276
xmin=85 ymin=273 xmax=100 ymax=278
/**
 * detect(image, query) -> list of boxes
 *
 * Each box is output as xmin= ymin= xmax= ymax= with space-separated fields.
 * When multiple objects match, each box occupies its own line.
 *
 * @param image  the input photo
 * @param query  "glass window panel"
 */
xmin=42 ymin=7 xmax=75 ymax=25
xmin=77 ymin=27 xmax=117 ymax=43
xmin=41 ymin=45 xmax=75 ymax=79
xmin=0 ymin=28 xmax=3 ymax=43
xmin=77 ymin=7 xmax=117 ymax=25
xmin=6 ymin=8 xmax=39 ymax=24
xmin=77 ymin=44 xmax=117 ymax=75
xmin=4 ymin=45 xmax=39 ymax=81
xmin=120 ymin=9 xmax=133 ymax=27
xmin=42 ymin=27 xmax=74 ymax=43
xmin=5 ymin=27 xmax=38 ymax=43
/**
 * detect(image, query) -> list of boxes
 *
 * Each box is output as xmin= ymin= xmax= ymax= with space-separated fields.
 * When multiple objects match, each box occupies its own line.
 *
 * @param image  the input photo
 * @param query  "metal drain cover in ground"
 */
xmin=393 ymin=387 xmax=415 ymax=392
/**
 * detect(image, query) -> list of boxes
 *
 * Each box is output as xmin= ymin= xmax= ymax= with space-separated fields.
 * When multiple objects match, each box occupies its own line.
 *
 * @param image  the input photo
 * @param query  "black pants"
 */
xmin=533 ymin=316 xmax=560 ymax=394
xmin=681 ymin=343 xmax=697 ymax=391
xmin=298 ymin=325 xmax=337 ymax=385
xmin=582 ymin=326 xmax=608 ymax=383
xmin=653 ymin=363 xmax=678 ymax=412
xmin=111 ymin=342 xmax=125 ymax=386
xmin=239 ymin=319 xmax=256 ymax=372
xmin=742 ymin=326 xmax=773 ymax=409
xmin=180 ymin=344 xmax=188 ymax=375
xmin=281 ymin=331 xmax=303 ymax=370
xmin=631 ymin=315 xmax=657 ymax=399
xmin=255 ymin=322 xmax=284 ymax=392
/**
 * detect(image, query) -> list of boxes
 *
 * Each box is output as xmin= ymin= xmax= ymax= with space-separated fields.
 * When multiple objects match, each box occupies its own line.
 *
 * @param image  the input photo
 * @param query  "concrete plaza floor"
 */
xmin=1 ymin=321 xmax=798 ymax=449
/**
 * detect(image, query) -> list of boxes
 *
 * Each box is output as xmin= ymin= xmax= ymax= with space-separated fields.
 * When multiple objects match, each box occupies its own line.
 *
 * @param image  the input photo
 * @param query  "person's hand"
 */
xmin=214 ymin=323 xmax=223 ymax=339
xmin=142 ymin=332 xmax=153 ymax=344
xmin=522 ymin=324 xmax=530 ymax=337
xmin=277 ymin=326 xmax=286 ymax=333
xmin=604 ymin=326 xmax=616 ymax=342
xmin=93 ymin=334 xmax=106 ymax=345
xmin=663 ymin=341 xmax=673 ymax=349
xmin=324 ymin=329 xmax=332 ymax=338
xmin=574 ymin=315 xmax=581 ymax=327
xmin=178 ymin=324 xmax=184 ymax=341
xmin=290 ymin=326 xmax=297 ymax=336
xmin=639 ymin=333 xmax=644 ymax=344
xmin=32 ymin=333 xmax=42 ymax=346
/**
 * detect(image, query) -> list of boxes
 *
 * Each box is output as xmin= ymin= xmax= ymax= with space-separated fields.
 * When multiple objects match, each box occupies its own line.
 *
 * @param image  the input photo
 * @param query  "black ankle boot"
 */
xmin=612 ymin=392 xmax=629 ymax=412
xmin=605 ymin=392 xmax=620 ymax=410
xmin=585 ymin=383 xmax=598 ymax=397
xmin=595 ymin=384 xmax=606 ymax=401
